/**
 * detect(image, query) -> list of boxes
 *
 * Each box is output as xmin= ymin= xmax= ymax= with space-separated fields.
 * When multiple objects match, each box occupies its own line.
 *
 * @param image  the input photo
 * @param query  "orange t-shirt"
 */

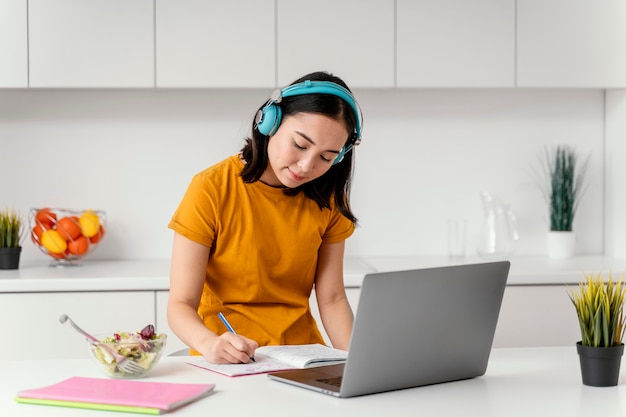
xmin=169 ymin=155 xmax=354 ymax=349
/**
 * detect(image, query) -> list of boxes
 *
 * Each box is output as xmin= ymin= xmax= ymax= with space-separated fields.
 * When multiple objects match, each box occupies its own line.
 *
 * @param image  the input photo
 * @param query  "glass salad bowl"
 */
xmin=87 ymin=325 xmax=167 ymax=379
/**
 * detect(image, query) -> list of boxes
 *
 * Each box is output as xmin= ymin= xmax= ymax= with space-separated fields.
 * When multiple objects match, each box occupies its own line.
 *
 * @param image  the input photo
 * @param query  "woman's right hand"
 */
xmin=201 ymin=332 xmax=258 ymax=364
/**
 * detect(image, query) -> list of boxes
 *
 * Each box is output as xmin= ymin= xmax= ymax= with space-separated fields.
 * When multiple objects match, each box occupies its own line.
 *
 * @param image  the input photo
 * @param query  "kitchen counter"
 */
xmin=0 ymin=257 xmax=373 ymax=293
xmin=362 ymin=255 xmax=626 ymax=285
xmin=2 ymin=347 xmax=625 ymax=417
xmin=1 ymin=255 xmax=625 ymax=293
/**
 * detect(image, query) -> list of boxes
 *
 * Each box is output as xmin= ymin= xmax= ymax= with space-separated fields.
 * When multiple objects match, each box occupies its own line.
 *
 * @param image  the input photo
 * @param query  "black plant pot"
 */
xmin=576 ymin=342 xmax=624 ymax=387
xmin=0 ymin=246 xmax=21 ymax=270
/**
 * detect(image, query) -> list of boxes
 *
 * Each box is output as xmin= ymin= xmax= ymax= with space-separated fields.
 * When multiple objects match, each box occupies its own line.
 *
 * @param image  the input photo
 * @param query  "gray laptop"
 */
xmin=267 ymin=261 xmax=510 ymax=397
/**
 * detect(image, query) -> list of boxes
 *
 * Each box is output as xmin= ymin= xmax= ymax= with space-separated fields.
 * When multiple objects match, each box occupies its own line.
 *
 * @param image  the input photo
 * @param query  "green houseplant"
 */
xmin=541 ymin=145 xmax=590 ymax=258
xmin=544 ymin=145 xmax=590 ymax=232
xmin=568 ymin=272 xmax=626 ymax=386
xmin=0 ymin=208 xmax=23 ymax=270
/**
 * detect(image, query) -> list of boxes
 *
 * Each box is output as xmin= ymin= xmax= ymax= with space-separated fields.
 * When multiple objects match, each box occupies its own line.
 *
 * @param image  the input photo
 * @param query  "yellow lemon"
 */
xmin=41 ymin=230 xmax=67 ymax=254
xmin=79 ymin=210 xmax=101 ymax=238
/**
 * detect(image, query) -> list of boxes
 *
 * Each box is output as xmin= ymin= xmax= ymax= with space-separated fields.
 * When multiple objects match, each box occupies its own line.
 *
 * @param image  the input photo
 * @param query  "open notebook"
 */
xmin=268 ymin=261 xmax=510 ymax=397
xmin=187 ymin=343 xmax=347 ymax=377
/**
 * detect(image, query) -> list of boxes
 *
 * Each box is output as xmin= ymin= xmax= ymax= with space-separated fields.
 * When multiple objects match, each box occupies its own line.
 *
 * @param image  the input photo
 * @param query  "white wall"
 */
xmin=0 ymin=88 xmax=605 ymax=263
xmin=606 ymin=89 xmax=626 ymax=257
xmin=353 ymin=89 xmax=604 ymax=259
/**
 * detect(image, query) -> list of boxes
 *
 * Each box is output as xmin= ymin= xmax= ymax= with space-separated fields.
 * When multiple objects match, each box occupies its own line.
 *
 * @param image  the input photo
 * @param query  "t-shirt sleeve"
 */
xmin=168 ymin=171 xmax=217 ymax=248
xmin=322 ymin=205 xmax=355 ymax=244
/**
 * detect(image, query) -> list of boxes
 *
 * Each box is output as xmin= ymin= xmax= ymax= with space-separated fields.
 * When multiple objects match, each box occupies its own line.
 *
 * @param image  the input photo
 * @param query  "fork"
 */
xmin=58 ymin=314 xmax=145 ymax=375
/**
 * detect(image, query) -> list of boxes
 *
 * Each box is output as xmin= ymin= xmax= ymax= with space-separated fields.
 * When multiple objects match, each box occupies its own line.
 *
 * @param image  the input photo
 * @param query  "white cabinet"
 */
xmin=155 ymin=291 xmax=189 ymax=355
xmin=9 ymin=1 xmax=626 ymax=89
xmin=276 ymin=0 xmax=394 ymax=88
xmin=492 ymin=285 xmax=580 ymax=348
xmin=28 ymin=0 xmax=154 ymax=88
xmin=0 ymin=0 xmax=27 ymax=87
xmin=517 ymin=0 xmax=626 ymax=88
xmin=156 ymin=0 xmax=275 ymax=88
xmin=6 ymin=2 xmax=626 ymax=89
xmin=397 ymin=0 xmax=515 ymax=87
xmin=312 ymin=285 xmax=579 ymax=349
xmin=0 ymin=291 xmax=155 ymax=360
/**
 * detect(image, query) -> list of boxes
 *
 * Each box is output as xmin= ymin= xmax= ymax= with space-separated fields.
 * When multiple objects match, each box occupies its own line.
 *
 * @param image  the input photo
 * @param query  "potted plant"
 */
xmin=0 ymin=207 xmax=23 ymax=270
xmin=541 ymin=145 xmax=590 ymax=259
xmin=568 ymin=272 xmax=626 ymax=386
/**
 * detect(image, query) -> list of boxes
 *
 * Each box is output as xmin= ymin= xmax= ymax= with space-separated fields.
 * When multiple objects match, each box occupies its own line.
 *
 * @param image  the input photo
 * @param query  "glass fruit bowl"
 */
xmin=29 ymin=207 xmax=106 ymax=266
xmin=87 ymin=326 xmax=167 ymax=379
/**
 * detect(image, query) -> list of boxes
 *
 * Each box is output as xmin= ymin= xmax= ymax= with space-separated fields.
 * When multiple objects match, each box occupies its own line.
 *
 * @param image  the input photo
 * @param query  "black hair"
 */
xmin=239 ymin=71 xmax=359 ymax=224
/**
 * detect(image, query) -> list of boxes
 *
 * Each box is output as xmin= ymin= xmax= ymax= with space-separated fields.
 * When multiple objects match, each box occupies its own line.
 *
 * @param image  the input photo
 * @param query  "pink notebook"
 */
xmin=15 ymin=376 xmax=215 ymax=414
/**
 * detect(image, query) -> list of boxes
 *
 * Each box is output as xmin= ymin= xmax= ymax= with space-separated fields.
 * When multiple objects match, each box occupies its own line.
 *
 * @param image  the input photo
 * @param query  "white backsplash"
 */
xmin=0 ymin=88 xmax=604 ymax=262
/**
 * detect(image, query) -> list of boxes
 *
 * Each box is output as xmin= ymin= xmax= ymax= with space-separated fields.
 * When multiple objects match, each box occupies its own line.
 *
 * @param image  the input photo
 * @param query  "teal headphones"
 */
xmin=254 ymin=80 xmax=363 ymax=165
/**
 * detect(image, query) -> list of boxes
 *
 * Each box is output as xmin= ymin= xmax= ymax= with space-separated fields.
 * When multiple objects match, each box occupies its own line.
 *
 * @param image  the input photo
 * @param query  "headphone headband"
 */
xmin=255 ymin=80 xmax=363 ymax=165
xmin=278 ymin=80 xmax=362 ymax=141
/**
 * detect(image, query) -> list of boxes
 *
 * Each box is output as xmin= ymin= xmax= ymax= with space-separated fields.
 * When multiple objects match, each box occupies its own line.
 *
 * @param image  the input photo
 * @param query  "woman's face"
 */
xmin=261 ymin=112 xmax=349 ymax=188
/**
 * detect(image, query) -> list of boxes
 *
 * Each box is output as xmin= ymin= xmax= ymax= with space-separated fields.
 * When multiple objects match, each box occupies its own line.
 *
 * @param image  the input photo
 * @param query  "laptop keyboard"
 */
xmin=316 ymin=376 xmax=343 ymax=387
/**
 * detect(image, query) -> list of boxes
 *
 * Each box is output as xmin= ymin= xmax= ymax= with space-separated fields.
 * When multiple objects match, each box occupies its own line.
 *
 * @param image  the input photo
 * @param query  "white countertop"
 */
xmin=0 ymin=257 xmax=373 ymax=292
xmin=362 ymin=255 xmax=626 ymax=285
xmin=1 ymin=255 xmax=625 ymax=293
xmin=1 ymin=347 xmax=624 ymax=417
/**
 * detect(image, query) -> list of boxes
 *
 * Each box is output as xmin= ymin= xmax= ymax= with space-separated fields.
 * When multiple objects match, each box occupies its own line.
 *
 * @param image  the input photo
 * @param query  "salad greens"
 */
xmin=91 ymin=324 xmax=166 ymax=378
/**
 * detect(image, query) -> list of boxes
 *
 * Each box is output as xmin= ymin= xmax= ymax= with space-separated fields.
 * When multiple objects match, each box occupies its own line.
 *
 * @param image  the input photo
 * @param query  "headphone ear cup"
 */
xmin=332 ymin=146 xmax=346 ymax=166
xmin=256 ymin=104 xmax=282 ymax=136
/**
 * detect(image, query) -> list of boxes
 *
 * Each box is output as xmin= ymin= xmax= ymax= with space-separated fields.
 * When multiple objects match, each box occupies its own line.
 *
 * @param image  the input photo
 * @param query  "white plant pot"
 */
xmin=546 ymin=231 xmax=576 ymax=259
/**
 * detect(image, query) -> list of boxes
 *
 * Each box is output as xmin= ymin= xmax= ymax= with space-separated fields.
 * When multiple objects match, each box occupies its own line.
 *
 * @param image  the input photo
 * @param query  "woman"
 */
xmin=167 ymin=71 xmax=362 ymax=364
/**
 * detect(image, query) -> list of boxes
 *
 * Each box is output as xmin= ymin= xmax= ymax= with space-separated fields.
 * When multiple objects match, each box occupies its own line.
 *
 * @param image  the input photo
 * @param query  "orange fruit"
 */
xmin=31 ymin=223 xmax=50 ymax=244
xmin=35 ymin=208 xmax=57 ymax=228
xmin=89 ymin=225 xmax=105 ymax=244
xmin=67 ymin=235 xmax=89 ymax=255
xmin=56 ymin=216 xmax=82 ymax=240
xmin=79 ymin=210 xmax=100 ymax=238
xmin=41 ymin=230 xmax=67 ymax=254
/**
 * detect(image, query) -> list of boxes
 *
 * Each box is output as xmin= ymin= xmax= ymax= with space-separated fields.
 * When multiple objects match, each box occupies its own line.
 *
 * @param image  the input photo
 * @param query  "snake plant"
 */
xmin=543 ymin=145 xmax=590 ymax=231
